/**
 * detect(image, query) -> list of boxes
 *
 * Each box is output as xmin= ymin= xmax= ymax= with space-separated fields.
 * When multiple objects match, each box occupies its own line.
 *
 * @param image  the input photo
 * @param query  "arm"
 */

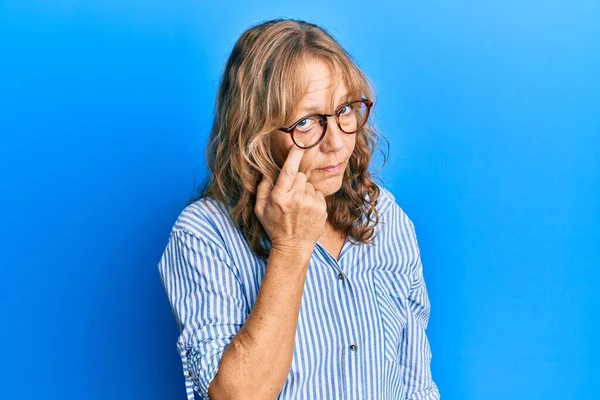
xmin=158 ymin=228 xmax=312 ymax=400
xmin=400 ymin=218 xmax=441 ymax=399
xmin=209 ymin=245 xmax=311 ymax=399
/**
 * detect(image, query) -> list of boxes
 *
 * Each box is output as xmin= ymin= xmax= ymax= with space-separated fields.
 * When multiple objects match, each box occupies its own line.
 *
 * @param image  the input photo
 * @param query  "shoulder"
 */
xmin=170 ymin=196 xmax=236 ymax=244
xmin=376 ymin=184 xmax=408 ymax=219
xmin=376 ymin=184 xmax=396 ymax=215
xmin=373 ymin=184 xmax=422 ymax=276
xmin=376 ymin=183 xmax=416 ymax=234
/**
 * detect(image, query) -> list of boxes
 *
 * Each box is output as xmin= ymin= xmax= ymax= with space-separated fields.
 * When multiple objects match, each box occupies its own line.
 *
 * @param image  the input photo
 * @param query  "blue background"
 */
xmin=1 ymin=1 xmax=598 ymax=399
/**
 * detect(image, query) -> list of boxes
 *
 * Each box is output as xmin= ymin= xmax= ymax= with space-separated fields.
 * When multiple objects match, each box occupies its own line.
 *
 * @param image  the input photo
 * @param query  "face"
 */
xmin=270 ymin=60 xmax=356 ymax=197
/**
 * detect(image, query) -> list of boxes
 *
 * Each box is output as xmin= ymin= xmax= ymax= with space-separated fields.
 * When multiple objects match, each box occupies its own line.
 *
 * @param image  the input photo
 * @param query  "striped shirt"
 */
xmin=157 ymin=185 xmax=440 ymax=399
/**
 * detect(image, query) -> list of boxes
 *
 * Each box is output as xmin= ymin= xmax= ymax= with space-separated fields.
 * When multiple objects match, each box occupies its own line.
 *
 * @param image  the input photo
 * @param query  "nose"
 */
xmin=319 ymin=116 xmax=346 ymax=152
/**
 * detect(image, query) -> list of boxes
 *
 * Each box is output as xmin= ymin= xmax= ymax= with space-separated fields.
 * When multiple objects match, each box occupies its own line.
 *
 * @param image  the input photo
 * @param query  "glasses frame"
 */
xmin=278 ymin=98 xmax=373 ymax=150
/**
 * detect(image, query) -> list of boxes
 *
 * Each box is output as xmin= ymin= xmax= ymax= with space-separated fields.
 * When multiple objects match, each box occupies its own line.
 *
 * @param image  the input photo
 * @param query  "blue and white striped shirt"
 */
xmin=157 ymin=185 xmax=440 ymax=399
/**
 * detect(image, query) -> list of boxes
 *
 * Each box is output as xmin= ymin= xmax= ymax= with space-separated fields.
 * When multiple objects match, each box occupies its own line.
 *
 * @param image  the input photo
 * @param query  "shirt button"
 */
xmin=337 ymin=272 xmax=344 ymax=280
xmin=183 ymin=370 xmax=192 ymax=378
xmin=349 ymin=344 xmax=357 ymax=351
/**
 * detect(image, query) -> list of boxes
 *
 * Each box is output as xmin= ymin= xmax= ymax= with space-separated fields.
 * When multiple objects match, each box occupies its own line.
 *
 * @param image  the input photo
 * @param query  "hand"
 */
xmin=254 ymin=142 xmax=328 ymax=254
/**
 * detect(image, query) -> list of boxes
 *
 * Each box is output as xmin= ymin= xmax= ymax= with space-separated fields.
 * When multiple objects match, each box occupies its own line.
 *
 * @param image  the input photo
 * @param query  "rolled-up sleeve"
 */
xmin=157 ymin=228 xmax=249 ymax=400
xmin=401 ymin=219 xmax=440 ymax=399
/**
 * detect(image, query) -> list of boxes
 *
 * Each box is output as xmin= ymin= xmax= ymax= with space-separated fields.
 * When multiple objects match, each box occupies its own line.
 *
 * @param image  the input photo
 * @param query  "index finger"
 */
xmin=275 ymin=141 xmax=306 ymax=190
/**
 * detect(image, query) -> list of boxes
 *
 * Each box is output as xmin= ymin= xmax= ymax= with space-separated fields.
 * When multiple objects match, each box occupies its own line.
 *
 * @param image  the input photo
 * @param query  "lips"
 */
xmin=319 ymin=161 xmax=344 ymax=170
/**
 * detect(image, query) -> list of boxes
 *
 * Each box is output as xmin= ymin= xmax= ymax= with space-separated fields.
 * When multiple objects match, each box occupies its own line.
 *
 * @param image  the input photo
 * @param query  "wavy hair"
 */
xmin=189 ymin=18 xmax=389 ymax=259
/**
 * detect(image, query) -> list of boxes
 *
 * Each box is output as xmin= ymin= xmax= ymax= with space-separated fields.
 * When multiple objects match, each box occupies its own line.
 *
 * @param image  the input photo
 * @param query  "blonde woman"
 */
xmin=158 ymin=18 xmax=440 ymax=400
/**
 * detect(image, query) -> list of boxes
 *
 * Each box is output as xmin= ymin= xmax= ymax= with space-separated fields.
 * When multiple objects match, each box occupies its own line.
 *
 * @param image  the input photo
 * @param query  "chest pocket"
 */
xmin=372 ymin=269 xmax=411 ymax=363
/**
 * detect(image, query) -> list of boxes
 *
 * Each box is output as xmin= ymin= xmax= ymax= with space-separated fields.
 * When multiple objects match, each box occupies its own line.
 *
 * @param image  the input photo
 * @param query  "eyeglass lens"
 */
xmin=292 ymin=101 xmax=369 ymax=148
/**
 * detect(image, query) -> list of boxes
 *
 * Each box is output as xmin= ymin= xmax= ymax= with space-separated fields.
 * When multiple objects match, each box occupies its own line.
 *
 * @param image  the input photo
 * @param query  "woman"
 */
xmin=158 ymin=18 xmax=440 ymax=400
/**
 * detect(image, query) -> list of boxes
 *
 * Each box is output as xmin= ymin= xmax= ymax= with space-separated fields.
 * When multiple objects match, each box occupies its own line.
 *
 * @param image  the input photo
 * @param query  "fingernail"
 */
xmin=297 ymin=141 xmax=304 ymax=147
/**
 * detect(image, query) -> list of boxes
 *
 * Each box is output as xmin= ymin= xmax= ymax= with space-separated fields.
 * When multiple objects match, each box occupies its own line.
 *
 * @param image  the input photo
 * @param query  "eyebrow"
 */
xmin=299 ymin=93 xmax=352 ymax=115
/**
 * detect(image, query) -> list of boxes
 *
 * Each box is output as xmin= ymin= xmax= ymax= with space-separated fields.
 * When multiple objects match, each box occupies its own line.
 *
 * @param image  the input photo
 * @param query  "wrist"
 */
xmin=270 ymin=241 xmax=315 ymax=258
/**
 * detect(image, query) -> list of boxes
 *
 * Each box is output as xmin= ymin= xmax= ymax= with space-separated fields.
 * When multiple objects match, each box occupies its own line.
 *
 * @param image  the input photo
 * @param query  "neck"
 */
xmin=324 ymin=221 xmax=345 ymax=239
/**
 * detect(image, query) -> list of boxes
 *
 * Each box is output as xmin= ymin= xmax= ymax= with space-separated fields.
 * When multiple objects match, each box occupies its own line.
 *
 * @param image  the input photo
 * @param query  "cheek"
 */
xmin=300 ymin=153 xmax=318 ymax=174
xmin=346 ymin=135 xmax=357 ymax=152
xmin=270 ymin=133 xmax=292 ymax=167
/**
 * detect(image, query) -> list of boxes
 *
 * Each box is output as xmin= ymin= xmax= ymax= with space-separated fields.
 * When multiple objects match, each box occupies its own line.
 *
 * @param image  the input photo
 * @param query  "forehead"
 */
xmin=298 ymin=60 xmax=348 ymax=108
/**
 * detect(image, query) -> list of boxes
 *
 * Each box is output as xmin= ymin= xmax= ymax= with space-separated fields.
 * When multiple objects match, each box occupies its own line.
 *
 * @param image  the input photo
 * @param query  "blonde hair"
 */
xmin=189 ymin=18 xmax=389 ymax=259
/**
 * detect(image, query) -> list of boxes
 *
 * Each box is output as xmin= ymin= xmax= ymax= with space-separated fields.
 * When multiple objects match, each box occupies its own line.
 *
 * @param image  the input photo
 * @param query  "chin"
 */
xmin=314 ymin=178 xmax=344 ymax=198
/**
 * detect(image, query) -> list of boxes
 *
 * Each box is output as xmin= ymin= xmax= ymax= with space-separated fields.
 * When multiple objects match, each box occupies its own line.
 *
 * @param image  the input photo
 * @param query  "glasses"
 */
xmin=278 ymin=98 xmax=373 ymax=149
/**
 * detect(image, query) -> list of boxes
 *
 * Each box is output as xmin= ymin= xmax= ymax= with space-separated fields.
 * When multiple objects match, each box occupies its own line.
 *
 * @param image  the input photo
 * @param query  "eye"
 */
xmin=338 ymin=104 xmax=353 ymax=116
xmin=295 ymin=118 xmax=314 ymax=132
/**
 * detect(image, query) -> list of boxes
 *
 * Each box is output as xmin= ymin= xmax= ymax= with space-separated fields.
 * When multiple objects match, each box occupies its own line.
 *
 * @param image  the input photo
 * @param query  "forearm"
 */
xmin=208 ymin=246 xmax=312 ymax=400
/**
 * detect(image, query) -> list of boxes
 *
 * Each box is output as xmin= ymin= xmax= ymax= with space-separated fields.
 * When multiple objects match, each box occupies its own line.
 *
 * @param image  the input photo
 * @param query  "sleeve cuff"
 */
xmin=178 ymin=338 xmax=223 ymax=400
xmin=406 ymin=381 xmax=441 ymax=400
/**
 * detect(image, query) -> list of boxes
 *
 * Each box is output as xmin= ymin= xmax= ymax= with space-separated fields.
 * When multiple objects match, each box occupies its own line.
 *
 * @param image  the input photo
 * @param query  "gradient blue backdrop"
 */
xmin=1 ymin=1 xmax=598 ymax=399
